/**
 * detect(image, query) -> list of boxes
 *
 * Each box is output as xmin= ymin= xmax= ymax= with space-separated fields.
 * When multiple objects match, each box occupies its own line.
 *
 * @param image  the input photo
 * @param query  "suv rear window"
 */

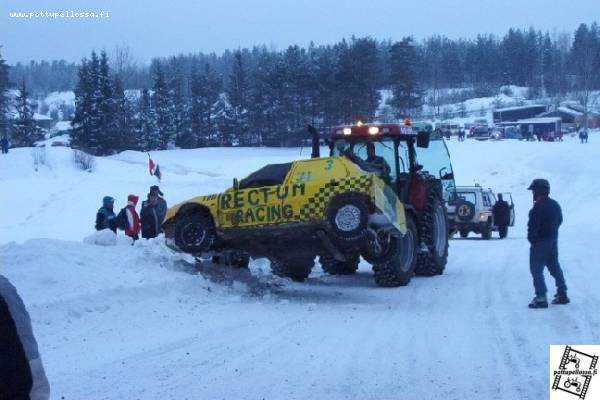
xmin=457 ymin=192 xmax=476 ymax=204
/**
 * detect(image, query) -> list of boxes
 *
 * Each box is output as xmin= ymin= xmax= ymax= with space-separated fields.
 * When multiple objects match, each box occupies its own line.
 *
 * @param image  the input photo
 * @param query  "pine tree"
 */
xmin=98 ymin=51 xmax=118 ymax=154
xmin=0 ymin=50 xmax=9 ymax=140
xmin=150 ymin=61 xmax=172 ymax=149
xmin=12 ymin=80 xmax=43 ymax=146
xmin=112 ymin=77 xmax=136 ymax=151
xmin=137 ymin=88 xmax=158 ymax=150
xmin=71 ymin=55 xmax=97 ymax=152
xmin=226 ymin=51 xmax=250 ymax=145
xmin=389 ymin=37 xmax=422 ymax=118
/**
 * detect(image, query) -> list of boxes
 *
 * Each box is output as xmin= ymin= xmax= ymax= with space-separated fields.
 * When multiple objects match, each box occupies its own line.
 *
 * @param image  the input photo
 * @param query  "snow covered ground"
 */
xmin=1 ymin=135 xmax=599 ymax=399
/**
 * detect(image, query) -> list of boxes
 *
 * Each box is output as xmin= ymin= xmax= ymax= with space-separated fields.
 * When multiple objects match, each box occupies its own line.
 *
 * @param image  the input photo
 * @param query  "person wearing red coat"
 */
xmin=124 ymin=194 xmax=141 ymax=241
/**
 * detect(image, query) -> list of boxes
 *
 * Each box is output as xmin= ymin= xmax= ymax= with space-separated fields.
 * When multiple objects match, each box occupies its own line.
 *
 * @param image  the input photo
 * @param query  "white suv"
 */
xmin=446 ymin=185 xmax=514 ymax=239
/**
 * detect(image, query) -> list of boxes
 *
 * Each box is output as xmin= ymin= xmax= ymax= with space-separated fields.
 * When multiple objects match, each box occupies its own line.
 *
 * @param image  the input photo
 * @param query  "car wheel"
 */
xmin=174 ymin=213 xmax=216 ymax=254
xmin=319 ymin=252 xmax=360 ymax=275
xmin=326 ymin=193 xmax=369 ymax=243
xmin=270 ymin=256 xmax=315 ymax=282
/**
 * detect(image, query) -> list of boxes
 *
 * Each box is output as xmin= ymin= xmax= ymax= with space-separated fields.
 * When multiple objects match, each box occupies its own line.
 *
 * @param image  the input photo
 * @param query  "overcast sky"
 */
xmin=1 ymin=0 xmax=597 ymax=64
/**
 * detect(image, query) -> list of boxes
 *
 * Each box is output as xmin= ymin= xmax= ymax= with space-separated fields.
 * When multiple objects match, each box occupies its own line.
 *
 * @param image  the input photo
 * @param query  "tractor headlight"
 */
xmin=368 ymin=126 xmax=379 ymax=135
xmin=479 ymin=212 xmax=487 ymax=221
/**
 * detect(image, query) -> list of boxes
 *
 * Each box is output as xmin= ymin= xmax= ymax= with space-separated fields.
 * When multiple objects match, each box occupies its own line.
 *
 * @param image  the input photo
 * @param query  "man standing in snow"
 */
xmin=141 ymin=192 xmax=161 ymax=239
xmin=142 ymin=185 xmax=167 ymax=232
xmin=527 ymin=179 xmax=569 ymax=309
xmin=492 ymin=194 xmax=511 ymax=239
xmin=95 ymin=196 xmax=117 ymax=233
xmin=0 ymin=275 xmax=50 ymax=400
xmin=1 ymin=135 xmax=8 ymax=153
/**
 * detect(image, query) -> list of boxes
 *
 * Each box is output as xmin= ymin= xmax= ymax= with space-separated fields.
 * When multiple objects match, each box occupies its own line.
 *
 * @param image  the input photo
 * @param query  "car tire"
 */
xmin=373 ymin=214 xmax=418 ymax=287
xmin=319 ymin=252 xmax=360 ymax=275
xmin=455 ymin=200 xmax=475 ymax=222
xmin=482 ymin=223 xmax=492 ymax=240
xmin=212 ymin=252 xmax=250 ymax=268
xmin=326 ymin=193 xmax=369 ymax=243
xmin=270 ymin=256 xmax=314 ymax=282
xmin=415 ymin=191 xmax=449 ymax=276
xmin=174 ymin=213 xmax=216 ymax=254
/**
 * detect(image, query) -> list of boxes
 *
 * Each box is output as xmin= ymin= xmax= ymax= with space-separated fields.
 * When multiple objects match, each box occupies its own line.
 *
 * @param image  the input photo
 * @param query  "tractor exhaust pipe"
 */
xmin=307 ymin=125 xmax=320 ymax=158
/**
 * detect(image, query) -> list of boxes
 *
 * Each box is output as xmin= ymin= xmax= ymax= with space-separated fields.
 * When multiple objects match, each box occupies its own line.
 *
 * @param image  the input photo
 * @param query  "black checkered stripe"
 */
xmin=293 ymin=175 xmax=373 ymax=222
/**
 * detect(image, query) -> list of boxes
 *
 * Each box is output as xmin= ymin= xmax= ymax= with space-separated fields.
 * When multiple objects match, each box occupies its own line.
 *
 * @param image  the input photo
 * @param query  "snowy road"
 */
xmin=1 ymin=137 xmax=599 ymax=399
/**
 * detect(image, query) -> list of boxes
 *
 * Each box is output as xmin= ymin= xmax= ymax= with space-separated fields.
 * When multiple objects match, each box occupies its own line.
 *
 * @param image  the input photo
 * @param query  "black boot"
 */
xmin=552 ymin=293 xmax=570 ymax=305
xmin=528 ymin=296 xmax=548 ymax=309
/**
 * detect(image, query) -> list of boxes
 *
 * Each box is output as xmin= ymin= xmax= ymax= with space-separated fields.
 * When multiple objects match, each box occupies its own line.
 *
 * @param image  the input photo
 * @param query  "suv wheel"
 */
xmin=481 ymin=222 xmax=492 ymax=240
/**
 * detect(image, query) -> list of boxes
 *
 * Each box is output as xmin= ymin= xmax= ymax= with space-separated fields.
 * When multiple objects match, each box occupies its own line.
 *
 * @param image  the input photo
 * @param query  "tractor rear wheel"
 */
xmin=415 ymin=190 xmax=449 ymax=276
xmin=373 ymin=214 xmax=418 ymax=287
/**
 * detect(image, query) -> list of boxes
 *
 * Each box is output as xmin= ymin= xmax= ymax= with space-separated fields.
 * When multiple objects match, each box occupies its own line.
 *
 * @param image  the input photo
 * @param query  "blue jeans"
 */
xmin=530 ymin=239 xmax=567 ymax=297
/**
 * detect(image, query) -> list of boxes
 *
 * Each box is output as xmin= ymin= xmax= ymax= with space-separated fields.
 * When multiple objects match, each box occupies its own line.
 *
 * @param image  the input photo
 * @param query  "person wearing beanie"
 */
xmin=123 ymin=194 xmax=141 ymax=242
xmin=527 ymin=179 xmax=569 ymax=309
xmin=142 ymin=186 xmax=167 ymax=232
xmin=95 ymin=196 xmax=116 ymax=233
xmin=141 ymin=192 xmax=161 ymax=239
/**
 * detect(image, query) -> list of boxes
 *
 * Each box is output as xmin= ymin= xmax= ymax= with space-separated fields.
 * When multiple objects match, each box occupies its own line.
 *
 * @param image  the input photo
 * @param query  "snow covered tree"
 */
xmin=136 ymin=88 xmax=159 ymax=151
xmin=150 ymin=61 xmax=173 ymax=149
xmin=189 ymin=63 xmax=222 ymax=146
xmin=112 ymin=77 xmax=136 ymax=151
xmin=388 ymin=37 xmax=422 ymax=118
xmin=571 ymin=23 xmax=600 ymax=133
xmin=226 ymin=51 xmax=250 ymax=145
xmin=0 ymin=50 xmax=9 ymax=140
xmin=72 ymin=52 xmax=102 ymax=152
xmin=11 ymin=80 xmax=43 ymax=146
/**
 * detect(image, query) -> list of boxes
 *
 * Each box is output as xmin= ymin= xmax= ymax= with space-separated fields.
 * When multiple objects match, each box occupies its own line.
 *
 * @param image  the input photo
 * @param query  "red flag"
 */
xmin=148 ymin=154 xmax=155 ymax=176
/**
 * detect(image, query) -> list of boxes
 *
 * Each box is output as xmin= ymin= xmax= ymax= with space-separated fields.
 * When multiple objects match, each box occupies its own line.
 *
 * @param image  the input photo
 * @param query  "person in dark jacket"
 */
xmin=527 ymin=179 xmax=569 ymax=309
xmin=364 ymin=142 xmax=391 ymax=182
xmin=492 ymin=194 xmax=511 ymax=239
xmin=1 ymin=135 xmax=9 ymax=154
xmin=141 ymin=193 xmax=161 ymax=239
xmin=95 ymin=196 xmax=117 ymax=233
xmin=0 ymin=275 xmax=50 ymax=400
xmin=142 ymin=185 xmax=167 ymax=232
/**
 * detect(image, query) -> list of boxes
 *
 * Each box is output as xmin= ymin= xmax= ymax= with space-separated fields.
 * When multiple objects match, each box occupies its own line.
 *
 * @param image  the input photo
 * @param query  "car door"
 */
xmin=502 ymin=192 xmax=515 ymax=226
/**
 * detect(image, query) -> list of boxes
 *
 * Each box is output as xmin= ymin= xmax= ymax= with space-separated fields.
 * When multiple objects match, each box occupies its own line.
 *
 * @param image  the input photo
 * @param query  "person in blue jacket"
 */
xmin=527 ymin=179 xmax=569 ymax=309
xmin=95 ymin=196 xmax=117 ymax=233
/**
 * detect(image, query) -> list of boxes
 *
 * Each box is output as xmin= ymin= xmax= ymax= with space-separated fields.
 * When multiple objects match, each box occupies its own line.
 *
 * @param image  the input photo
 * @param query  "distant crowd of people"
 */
xmin=95 ymin=185 xmax=167 ymax=242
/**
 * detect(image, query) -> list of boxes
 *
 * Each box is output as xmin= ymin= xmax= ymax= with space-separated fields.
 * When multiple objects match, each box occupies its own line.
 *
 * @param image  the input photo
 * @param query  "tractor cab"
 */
xmin=328 ymin=122 xmax=456 ymax=207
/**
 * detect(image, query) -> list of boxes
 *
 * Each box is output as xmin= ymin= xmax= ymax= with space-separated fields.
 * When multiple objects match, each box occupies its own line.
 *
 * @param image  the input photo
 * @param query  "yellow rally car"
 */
xmin=163 ymin=123 xmax=455 ymax=287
